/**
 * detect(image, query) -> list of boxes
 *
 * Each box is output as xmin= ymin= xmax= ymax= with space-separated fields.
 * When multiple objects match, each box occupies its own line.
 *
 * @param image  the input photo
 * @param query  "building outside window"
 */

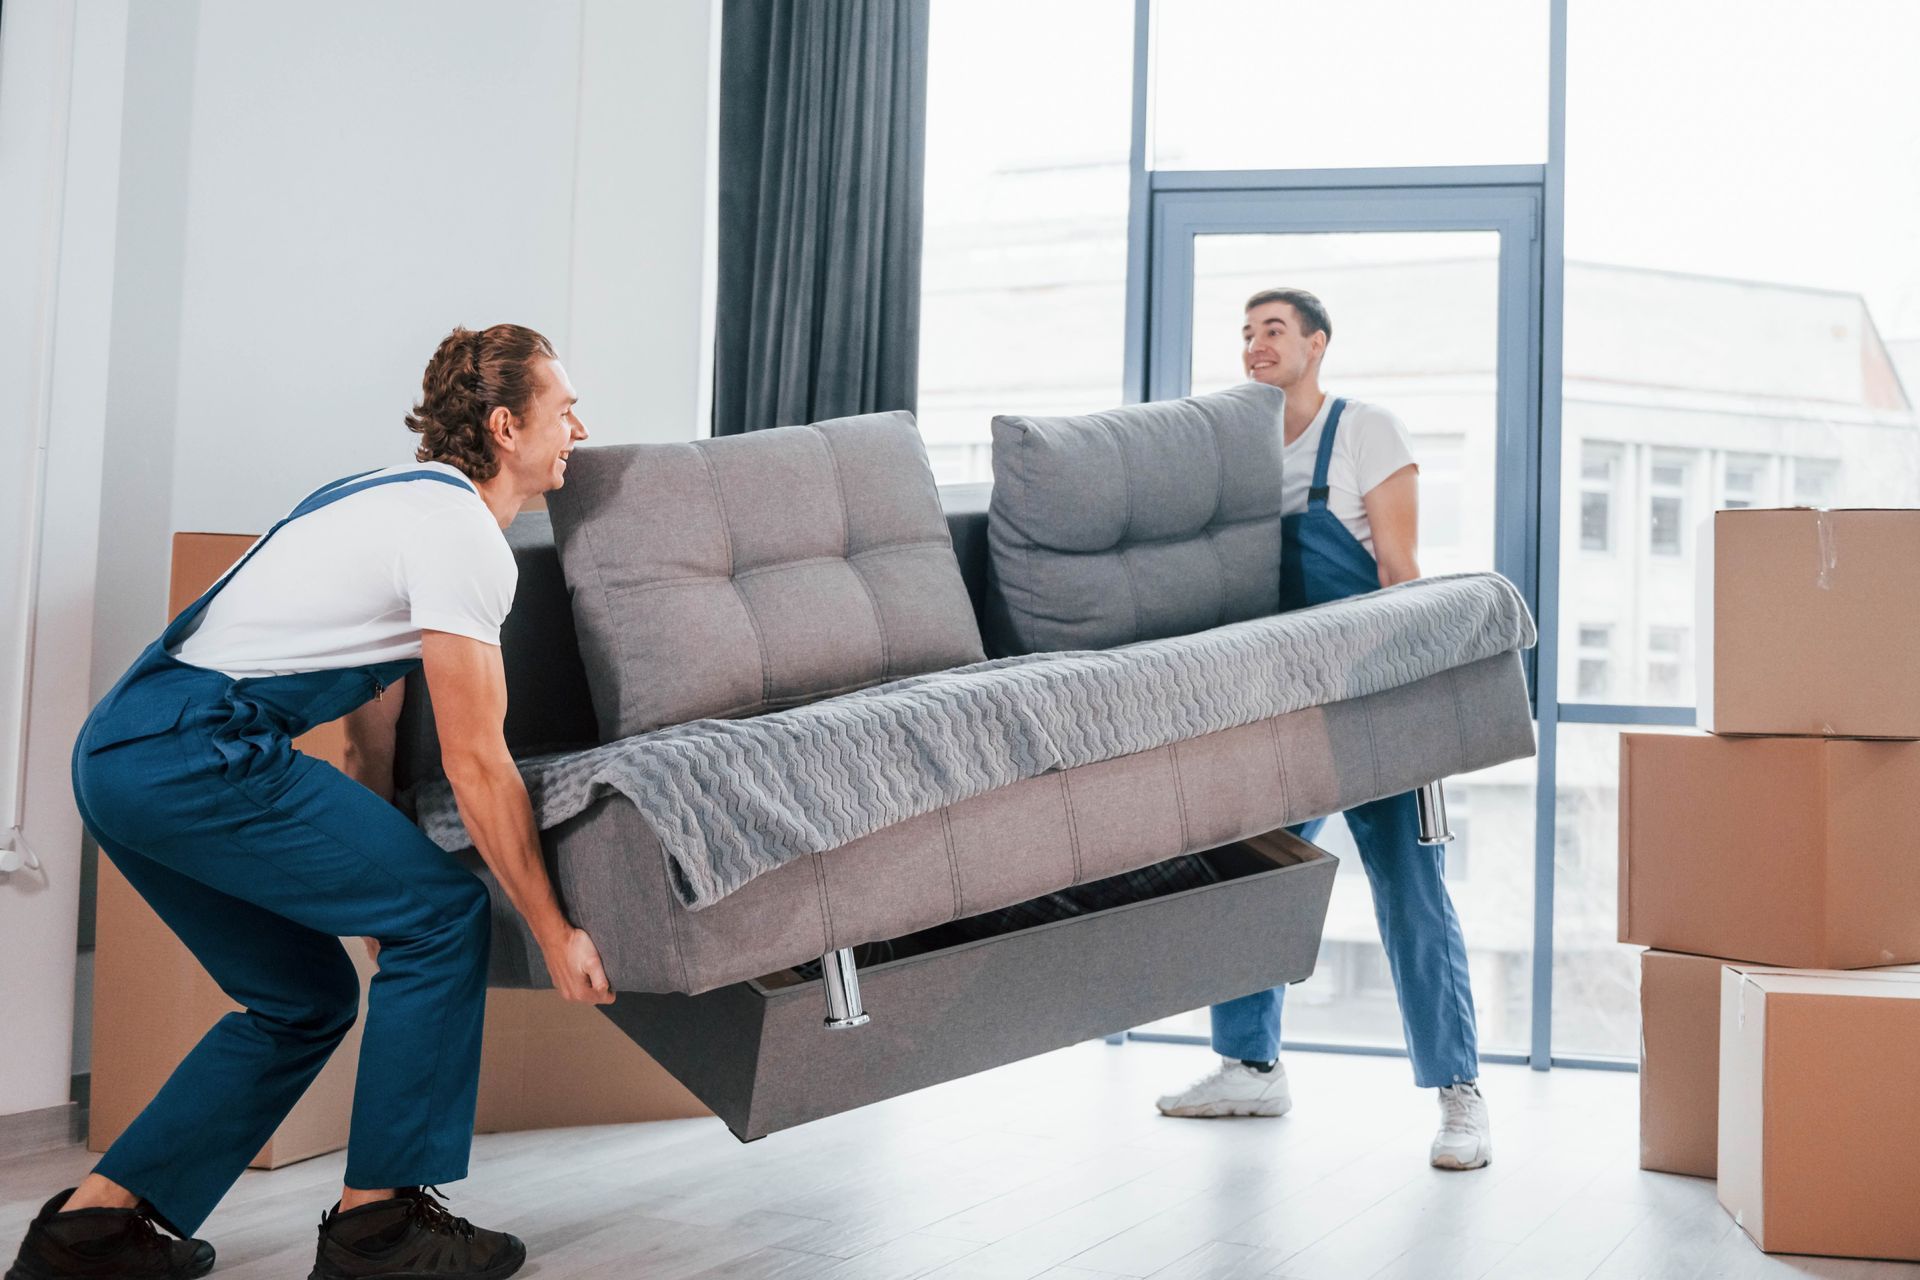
xmin=1793 ymin=457 xmax=1842 ymax=508
xmin=1576 ymin=623 xmax=1612 ymax=700
xmin=1722 ymin=453 xmax=1770 ymax=509
xmin=1646 ymin=625 xmax=1688 ymax=703
xmin=916 ymin=0 xmax=1132 ymax=484
xmin=1579 ymin=444 xmax=1617 ymax=552
xmin=1647 ymin=455 xmax=1689 ymax=557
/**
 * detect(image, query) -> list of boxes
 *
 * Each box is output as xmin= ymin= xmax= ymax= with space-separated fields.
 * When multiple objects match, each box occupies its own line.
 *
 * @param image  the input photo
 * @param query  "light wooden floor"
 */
xmin=5 ymin=1041 xmax=1915 ymax=1280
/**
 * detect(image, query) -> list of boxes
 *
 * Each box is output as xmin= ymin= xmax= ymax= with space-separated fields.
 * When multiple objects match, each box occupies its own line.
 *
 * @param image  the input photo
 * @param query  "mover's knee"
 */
xmin=436 ymin=875 xmax=494 ymax=962
xmin=310 ymin=951 xmax=362 ymax=1040
xmin=257 ymin=950 xmax=359 ymax=1043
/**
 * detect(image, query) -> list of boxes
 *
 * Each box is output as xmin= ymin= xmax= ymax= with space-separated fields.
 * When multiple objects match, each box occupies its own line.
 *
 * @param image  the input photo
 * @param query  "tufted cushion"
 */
xmin=546 ymin=412 xmax=987 ymax=740
xmin=985 ymin=383 xmax=1288 ymax=654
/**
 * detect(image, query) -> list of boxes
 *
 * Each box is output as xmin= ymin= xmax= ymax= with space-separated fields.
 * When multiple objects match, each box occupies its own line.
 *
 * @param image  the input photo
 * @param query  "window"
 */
xmin=1152 ymin=0 xmax=1548 ymax=171
xmin=1648 ymin=456 xmax=1689 ymax=557
xmin=1345 ymin=944 xmax=1399 ymax=1002
xmin=1552 ymin=723 xmax=1689 ymax=1058
xmin=1793 ymin=458 xmax=1842 ymax=508
xmin=914 ymin=0 xmax=1920 ymax=1072
xmin=1576 ymin=623 xmax=1612 ymax=701
xmin=1416 ymin=434 xmax=1466 ymax=562
xmin=1579 ymin=444 xmax=1618 ymax=552
xmin=1443 ymin=795 xmax=1472 ymax=883
xmin=917 ymin=1 xmax=1133 ymax=483
xmin=1646 ymin=625 xmax=1688 ymax=703
xmin=1722 ymin=453 xmax=1769 ymax=510
xmin=1561 ymin=0 xmax=1920 ymax=725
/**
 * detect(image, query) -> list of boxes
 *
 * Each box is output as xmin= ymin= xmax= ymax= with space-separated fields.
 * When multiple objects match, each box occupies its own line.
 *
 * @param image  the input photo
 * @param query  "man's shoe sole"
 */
xmin=1156 ymin=1100 xmax=1291 ymax=1118
xmin=8 ymin=1256 xmax=215 ymax=1280
xmin=1430 ymin=1150 xmax=1492 ymax=1171
xmin=308 ymin=1239 xmax=526 ymax=1280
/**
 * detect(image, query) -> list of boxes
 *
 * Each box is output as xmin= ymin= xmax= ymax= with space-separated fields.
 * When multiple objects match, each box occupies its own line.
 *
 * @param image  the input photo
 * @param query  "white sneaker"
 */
xmin=1155 ymin=1057 xmax=1292 ymax=1118
xmin=1430 ymin=1081 xmax=1492 ymax=1170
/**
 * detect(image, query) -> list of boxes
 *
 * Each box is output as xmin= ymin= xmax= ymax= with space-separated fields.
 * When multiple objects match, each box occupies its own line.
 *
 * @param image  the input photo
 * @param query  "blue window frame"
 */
xmin=1111 ymin=0 xmax=1669 ymax=1072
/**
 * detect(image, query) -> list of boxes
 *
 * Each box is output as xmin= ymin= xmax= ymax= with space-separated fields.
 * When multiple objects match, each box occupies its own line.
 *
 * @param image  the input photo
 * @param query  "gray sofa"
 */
xmin=393 ymin=390 xmax=1537 ymax=1139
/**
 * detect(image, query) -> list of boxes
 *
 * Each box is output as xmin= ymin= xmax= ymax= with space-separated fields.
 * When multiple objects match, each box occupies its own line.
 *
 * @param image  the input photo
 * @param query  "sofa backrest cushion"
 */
xmin=545 ymin=412 xmax=987 ymax=740
xmin=985 ymin=383 xmax=1288 ymax=654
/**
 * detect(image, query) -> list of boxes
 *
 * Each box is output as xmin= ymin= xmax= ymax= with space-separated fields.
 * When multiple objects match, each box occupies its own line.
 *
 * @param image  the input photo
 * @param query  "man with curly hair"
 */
xmin=8 ymin=325 xmax=596 ymax=1280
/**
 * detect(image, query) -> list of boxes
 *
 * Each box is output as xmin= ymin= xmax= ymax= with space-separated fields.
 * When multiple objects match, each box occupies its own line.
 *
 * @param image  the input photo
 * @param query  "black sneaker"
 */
xmin=5 ymin=1188 xmax=214 ymax=1279
xmin=309 ymin=1187 xmax=524 ymax=1280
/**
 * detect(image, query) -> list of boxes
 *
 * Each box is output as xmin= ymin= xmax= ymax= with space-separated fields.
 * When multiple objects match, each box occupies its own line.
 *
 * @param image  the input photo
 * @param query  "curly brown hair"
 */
xmin=405 ymin=324 xmax=558 ymax=481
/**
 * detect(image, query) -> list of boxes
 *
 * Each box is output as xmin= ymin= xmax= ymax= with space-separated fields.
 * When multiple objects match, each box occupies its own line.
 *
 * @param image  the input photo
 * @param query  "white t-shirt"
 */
xmin=170 ymin=461 xmax=517 ymax=679
xmin=1278 ymin=395 xmax=1418 ymax=558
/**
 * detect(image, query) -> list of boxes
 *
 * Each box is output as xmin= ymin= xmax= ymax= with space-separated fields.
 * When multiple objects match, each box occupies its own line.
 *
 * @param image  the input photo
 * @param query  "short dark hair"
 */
xmin=404 ymin=324 xmax=558 ymax=482
xmin=1244 ymin=288 xmax=1331 ymax=344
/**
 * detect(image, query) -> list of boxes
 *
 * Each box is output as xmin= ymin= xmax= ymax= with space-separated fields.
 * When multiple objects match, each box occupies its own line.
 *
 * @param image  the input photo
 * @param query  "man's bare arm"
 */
xmin=1363 ymin=464 xmax=1421 ymax=588
xmin=421 ymin=629 xmax=612 ymax=1005
xmin=340 ymin=676 xmax=407 ymax=802
xmin=340 ymin=681 xmax=410 ymax=961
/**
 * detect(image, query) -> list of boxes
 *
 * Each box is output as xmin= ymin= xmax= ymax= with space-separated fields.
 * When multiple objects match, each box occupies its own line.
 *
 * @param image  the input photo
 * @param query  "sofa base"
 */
xmin=598 ymin=829 xmax=1334 ymax=1141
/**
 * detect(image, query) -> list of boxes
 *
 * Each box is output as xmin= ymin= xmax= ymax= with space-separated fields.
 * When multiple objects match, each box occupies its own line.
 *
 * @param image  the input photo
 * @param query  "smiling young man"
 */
xmin=8 ymin=325 xmax=602 ymax=1280
xmin=1153 ymin=289 xmax=1492 ymax=1173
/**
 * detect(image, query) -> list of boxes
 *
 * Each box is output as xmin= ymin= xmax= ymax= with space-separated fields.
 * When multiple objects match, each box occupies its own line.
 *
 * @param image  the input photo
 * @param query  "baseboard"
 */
xmin=0 ymin=1101 xmax=85 ymax=1159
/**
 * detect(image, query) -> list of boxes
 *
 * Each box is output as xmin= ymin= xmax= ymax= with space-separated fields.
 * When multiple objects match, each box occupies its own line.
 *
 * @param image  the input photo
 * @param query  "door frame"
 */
xmin=1119 ymin=0 xmax=1584 ymax=1074
xmin=1142 ymin=180 xmax=1544 ymax=622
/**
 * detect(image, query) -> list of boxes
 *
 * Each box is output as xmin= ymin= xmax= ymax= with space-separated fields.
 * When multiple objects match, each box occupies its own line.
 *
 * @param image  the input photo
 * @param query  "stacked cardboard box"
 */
xmin=1620 ymin=508 xmax=1920 ymax=1262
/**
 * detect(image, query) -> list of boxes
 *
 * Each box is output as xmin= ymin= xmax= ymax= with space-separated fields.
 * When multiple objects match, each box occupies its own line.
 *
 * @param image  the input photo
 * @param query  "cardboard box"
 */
xmin=475 ymin=989 xmax=705 ymax=1133
xmin=1639 ymin=952 xmax=1920 ymax=1180
xmin=1698 ymin=508 xmax=1920 ymax=738
xmin=91 ymin=532 xmax=706 ymax=1167
xmin=1639 ymin=950 xmax=1726 ymax=1178
xmin=1618 ymin=732 xmax=1920 ymax=968
xmin=1719 ymin=966 xmax=1920 ymax=1260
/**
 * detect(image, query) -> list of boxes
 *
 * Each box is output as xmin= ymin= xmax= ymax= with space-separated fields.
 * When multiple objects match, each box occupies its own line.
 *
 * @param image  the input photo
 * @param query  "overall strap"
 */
xmin=1306 ymin=397 xmax=1348 ymax=508
xmin=288 ymin=467 xmax=475 ymax=520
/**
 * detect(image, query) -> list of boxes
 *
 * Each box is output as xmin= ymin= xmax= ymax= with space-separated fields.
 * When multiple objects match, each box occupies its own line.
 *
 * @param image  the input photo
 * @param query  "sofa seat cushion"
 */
xmin=987 ymin=383 xmax=1288 ymax=655
xmin=545 ymin=412 xmax=986 ymax=740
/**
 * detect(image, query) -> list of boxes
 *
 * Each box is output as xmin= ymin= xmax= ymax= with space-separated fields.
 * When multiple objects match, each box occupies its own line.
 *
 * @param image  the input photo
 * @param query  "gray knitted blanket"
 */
xmin=410 ymin=572 xmax=1534 ymax=909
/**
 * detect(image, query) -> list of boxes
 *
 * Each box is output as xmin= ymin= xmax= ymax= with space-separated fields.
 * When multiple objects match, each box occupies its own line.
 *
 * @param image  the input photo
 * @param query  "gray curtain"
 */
xmin=713 ymin=0 xmax=930 ymax=436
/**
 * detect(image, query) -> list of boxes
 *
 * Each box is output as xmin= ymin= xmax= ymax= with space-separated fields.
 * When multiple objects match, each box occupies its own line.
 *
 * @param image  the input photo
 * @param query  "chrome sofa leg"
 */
xmin=1416 ymin=779 xmax=1455 ymax=847
xmin=821 ymin=947 xmax=871 ymax=1030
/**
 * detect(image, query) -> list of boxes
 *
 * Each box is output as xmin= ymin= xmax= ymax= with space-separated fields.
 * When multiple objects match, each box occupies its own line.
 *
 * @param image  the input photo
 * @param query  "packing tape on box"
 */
xmin=1815 ymin=508 xmax=1838 ymax=590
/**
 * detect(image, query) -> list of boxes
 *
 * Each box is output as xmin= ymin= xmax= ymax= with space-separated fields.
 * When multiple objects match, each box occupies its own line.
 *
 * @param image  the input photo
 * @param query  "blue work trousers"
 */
xmin=1210 ymin=793 xmax=1480 ymax=1088
xmin=72 ymin=665 xmax=490 ymax=1239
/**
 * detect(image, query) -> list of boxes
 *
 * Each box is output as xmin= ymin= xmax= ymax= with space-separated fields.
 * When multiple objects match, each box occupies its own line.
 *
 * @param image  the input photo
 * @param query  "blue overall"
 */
xmin=71 ymin=468 xmax=494 ymax=1238
xmin=1210 ymin=399 xmax=1480 ymax=1088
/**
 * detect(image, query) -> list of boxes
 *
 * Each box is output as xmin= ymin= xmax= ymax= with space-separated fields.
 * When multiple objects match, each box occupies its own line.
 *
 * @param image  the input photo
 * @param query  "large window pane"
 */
xmin=1559 ymin=0 xmax=1920 ymax=705
xmin=917 ymin=0 xmax=1132 ymax=483
xmin=1152 ymin=0 xmax=1548 ymax=171
xmin=1551 ymin=722 xmax=1693 ymax=1060
xmin=1143 ymin=751 xmax=1536 ymax=1058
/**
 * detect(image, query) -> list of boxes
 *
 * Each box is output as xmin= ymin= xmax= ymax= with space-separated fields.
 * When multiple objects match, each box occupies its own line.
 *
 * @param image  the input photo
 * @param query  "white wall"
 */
xmin=0 ymin=0 xmax=720 ymax=1117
